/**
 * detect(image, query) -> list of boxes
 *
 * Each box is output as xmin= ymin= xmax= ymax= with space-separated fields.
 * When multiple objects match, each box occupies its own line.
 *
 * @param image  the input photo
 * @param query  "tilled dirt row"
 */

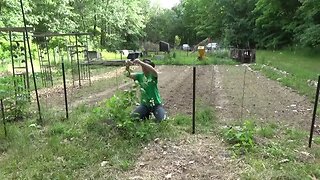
xmin=119 ymin=66 xmax=246 ymax=180
xmin=213 ymin=65 xmax=314 ymax=130
xmin=119 ymin=65 xmax=317 ymax=179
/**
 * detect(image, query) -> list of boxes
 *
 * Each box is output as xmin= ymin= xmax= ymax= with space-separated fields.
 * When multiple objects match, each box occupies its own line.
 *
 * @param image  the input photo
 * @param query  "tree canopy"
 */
xmin=0 ymin=0 xmax=319 ymax=50
xmin=144 ymin=0 xmax=320 ymax=49
xmin=0 ymin=0 xmax=149 ymax=50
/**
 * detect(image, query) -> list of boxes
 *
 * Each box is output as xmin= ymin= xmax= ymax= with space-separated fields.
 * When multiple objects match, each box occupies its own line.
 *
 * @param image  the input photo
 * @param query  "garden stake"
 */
xmin=240 ymin=66 xmax=247 ymax=121
xmin=309 ymin=75 xmax=320 ymax=148
xmin=1 ymin=99 xmax=7 ymax=137
xmin=75 ymin=35 xmax=81 ymax=87
xmin=192 ymin=66 xmax=196 ymax=134
xmin=88 ymin=62 xmax=92 ymax=86
xmin=62 ymin=58 xmax=69 ymax=119
xmin=210 ymin=65 xmax=214 ymax=106
xmin=22 ymin=31 xmax=31 ymax=98
xmin=20 ymin=0 xmax=42 ymax=122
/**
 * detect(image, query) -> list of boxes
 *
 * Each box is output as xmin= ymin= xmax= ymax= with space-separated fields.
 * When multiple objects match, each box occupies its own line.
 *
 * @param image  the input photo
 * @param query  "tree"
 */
xmin=294 ymin=0 xmax=320 ymax=47
xmin=254 ymin=0 xmax=301 ymax=49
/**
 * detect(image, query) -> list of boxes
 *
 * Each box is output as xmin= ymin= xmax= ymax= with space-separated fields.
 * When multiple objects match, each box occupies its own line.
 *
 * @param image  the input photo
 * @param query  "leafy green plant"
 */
xmin=105 ymin=89 xmax=137 ymax=133
xmin=223 ymin=120 xmax=255 ymax=152
xmin=89 ymin=83 xmax=157 ymax=140
xmin=0 ymin=76 xmax=29 ymax=122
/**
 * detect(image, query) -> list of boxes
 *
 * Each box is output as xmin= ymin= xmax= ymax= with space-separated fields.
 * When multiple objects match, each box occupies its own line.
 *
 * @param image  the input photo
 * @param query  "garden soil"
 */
xmin=37 ymin=65 xmax=316 ymax=179
xmin=118 ymin=65 xmax=315 ymax=180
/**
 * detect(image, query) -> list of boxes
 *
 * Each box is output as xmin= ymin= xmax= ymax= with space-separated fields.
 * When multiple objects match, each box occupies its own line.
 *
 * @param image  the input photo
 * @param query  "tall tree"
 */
xmin=294 ymin=0 xmax=320 ymax=48
xmin=254 ymin=0 xmax=301 ymax=49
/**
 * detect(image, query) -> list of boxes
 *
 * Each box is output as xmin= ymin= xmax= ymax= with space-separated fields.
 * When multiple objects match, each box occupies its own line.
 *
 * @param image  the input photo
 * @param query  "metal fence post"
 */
xmin=192 ymin=66 xmax=196 ymax=134
xmin=309 ymin=75 xmax=320 ymax=148
xmin=1 ymin=99 xmax=7 ymax=137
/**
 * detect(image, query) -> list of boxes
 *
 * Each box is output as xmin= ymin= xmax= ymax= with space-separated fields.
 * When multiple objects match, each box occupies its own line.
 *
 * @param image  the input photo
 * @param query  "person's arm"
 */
xmin=133 ymin=59 xmax=158 ymax=77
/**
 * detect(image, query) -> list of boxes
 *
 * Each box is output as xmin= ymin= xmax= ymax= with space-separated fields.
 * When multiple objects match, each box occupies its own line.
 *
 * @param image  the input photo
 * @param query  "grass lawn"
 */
xmin=252 ymin=50 xmax=320 ymax=100
xmin=148 ymin=49 xmax=237 ymax=66
xmin=100 ymin=51 xmax=123 ymax=60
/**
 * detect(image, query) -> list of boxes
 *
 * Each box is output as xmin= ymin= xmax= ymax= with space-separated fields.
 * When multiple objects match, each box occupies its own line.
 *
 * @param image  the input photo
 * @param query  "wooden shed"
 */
xmin=230 ymin=49 xmax=256 ymax=63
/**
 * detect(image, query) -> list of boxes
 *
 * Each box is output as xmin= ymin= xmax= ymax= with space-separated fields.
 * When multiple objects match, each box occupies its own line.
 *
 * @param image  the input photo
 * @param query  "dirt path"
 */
xmin=118 ymin=134 xmax=246 ymax=180
xmin=38 ymin=66 xmax=137 ymax=110
xmin=213 ymin=65 xmax=314 ymax=130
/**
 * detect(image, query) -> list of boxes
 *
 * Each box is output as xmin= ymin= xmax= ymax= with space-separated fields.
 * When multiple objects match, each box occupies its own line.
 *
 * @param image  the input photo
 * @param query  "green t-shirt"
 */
xmin=134 ymin=72 xmax=162 ymax=107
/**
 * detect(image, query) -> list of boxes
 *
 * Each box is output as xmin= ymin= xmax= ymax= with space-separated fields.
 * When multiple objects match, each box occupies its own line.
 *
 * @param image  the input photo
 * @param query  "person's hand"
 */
xmin=132 ymin=59 xmax=141 ymax=65
xmin=125 ymin=60 xmax=134 ymax=66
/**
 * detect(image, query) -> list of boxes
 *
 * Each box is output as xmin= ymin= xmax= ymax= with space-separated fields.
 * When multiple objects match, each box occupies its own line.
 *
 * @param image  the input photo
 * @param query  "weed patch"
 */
xmin=226 ymin=120 xmax=320 ymax=179
xmin=257 ymin=123 xmax=277 ymax=138
xmin=222 ymin=120 xmax=255 ymax=153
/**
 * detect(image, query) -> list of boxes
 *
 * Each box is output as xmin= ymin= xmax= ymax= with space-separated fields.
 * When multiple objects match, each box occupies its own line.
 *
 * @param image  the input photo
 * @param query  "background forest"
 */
xmin=1 ymin=0 xmax=319 ymax=53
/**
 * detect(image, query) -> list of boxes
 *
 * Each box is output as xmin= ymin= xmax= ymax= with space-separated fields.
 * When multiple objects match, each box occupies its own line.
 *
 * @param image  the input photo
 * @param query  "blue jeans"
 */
xmin=132 ymin=104 xmax=166 ymax=122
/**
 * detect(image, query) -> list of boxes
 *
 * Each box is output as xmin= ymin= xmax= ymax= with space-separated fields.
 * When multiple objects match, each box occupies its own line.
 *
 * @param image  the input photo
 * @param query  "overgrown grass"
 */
xmin=149 ymin=49 xmax=237 ymax=66
xmin=252 ymin=50 xmax=320 ymax=100
xmin=0 ymin=88 xmax=217 ymax=179
xmin=220 ymin=119 xmax=320 ymax=179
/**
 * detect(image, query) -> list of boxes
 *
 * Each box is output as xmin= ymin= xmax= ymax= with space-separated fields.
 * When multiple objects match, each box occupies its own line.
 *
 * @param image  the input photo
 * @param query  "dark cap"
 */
xmin=142 ymin=59 xmax=155 ymax=68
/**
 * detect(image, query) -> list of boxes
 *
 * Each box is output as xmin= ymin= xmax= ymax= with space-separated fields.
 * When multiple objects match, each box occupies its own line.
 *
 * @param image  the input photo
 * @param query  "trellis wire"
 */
xmin=240 ymin=65 xmax=247 ymax=121
xmin=210 ymin=65 xmax=214 ymax=107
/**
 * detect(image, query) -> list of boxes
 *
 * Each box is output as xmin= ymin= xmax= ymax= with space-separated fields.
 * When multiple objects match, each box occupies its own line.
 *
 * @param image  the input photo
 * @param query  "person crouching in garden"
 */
xmin=125 ymin=58 xmax=166 ymax=122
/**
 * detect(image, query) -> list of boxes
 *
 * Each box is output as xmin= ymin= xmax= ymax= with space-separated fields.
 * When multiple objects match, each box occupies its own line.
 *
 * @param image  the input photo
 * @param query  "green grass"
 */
xmin=220 ymin=119 xmax=320 ymax=179
xmin=0 ymin=90 xmax=217 ymax=179
xmin=1 ymin=91 xmax=320 ymax=178
xmin=149 ymin=49 xmax=238 ymax=66
xmin=243 ymin=127 xmax=320 ymax=179
xmin=252 ymin=50 xmax=320 ymax=99
xmin=100 ymin=51 xmax=122 ymax=60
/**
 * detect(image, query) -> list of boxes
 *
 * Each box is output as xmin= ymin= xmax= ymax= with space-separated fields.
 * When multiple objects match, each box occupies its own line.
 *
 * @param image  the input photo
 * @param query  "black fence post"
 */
xmin=192 ymin=66 xmax=196 ymax=134
xmin=309 ymin=75 xmax=320 ymax=148
xmin=19 ymin=0 xmax=42 ymax=122
xmin=62 ymin=58 xmax=69 ymax=119
xmin=1 ymin=99 xmax=7 ymax=137
xmin=75 ymin=35 xmax=81 ymax=87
